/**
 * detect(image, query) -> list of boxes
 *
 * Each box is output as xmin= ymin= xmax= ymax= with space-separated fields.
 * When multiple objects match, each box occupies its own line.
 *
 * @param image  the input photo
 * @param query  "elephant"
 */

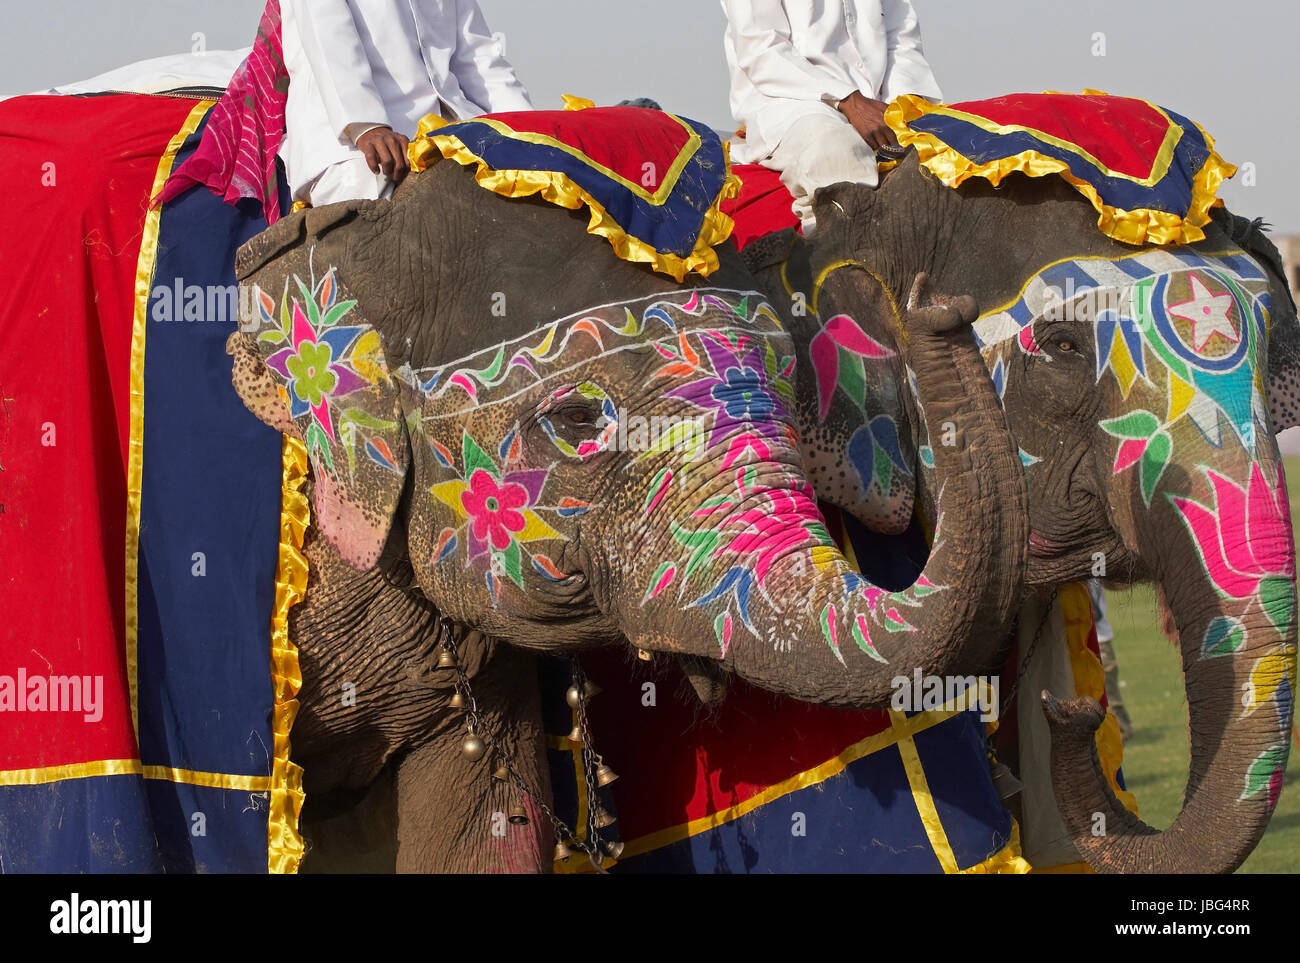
xmin=735 ymin=159 xmax=1299 ymax=873
xmin=225 ymin=154 xmax=1030 ymax=872
xmin=229 ymin=136 xmax=1297 ymax=874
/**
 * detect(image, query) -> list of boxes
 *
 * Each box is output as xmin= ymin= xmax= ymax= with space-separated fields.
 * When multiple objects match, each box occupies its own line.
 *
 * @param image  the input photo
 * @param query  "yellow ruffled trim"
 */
xmin=268 ymin=435 xmax=310 ymax=874
xmin=886 ymin=93 xmax=1236 ymax=247
xmin=408 ymin=111 xmax=742 ymax=282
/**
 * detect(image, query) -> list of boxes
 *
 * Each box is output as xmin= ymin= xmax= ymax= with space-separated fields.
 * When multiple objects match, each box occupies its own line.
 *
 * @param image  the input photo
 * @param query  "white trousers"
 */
xmin=766 ymin=112 xmax=879 ymax=232
xmin=298 ymin=155 xmax=395 ymax=207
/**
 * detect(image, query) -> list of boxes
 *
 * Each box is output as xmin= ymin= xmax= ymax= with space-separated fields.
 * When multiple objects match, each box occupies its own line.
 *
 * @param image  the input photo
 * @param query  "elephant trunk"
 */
xmin=621 ymin=298 xmax=1028 ymax=709
xmin=1046 ymin=459 xmax=1297 ymax=873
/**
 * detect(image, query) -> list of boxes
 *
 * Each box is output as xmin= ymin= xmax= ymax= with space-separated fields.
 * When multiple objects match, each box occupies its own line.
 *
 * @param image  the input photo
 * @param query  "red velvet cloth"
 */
xmin=721 ymin=163 xmax=799 ymax=251
xmin=0 ymin=94 xmax=200 ymax=767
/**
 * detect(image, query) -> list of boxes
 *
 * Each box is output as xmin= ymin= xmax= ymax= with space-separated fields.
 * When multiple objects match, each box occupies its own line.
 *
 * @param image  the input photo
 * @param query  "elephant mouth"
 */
xmin=1028 ymin=531 xmax=1066 ymax=557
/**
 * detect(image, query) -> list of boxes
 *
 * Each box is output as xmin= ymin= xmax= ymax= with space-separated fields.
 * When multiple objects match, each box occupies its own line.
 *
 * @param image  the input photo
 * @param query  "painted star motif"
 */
xmin=1168 ymin=275 xmax=1238 ymax=352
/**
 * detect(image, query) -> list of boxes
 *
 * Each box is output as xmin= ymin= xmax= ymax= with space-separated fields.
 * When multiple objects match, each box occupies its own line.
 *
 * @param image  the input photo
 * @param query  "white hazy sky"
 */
xmin=1 ymin=1 xmax=1296 ymax=231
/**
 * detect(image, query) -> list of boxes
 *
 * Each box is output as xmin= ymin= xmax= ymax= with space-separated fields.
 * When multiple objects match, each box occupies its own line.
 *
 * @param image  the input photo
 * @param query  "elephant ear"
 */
xmin=1208 ymin=208 xmax=1300 ymax=430
xmin=234 ymin=200 xmax=413 ymax=570
xmin=1266 ymin=276 xmax=1300 ymax=432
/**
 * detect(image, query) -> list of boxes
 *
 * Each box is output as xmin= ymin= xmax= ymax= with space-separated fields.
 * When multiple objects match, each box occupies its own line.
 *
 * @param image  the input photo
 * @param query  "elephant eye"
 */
xmin=565 ymin=407 xmax=596 ymax=425
xmin=1055 ymin=339 xmax=1076 ymax=352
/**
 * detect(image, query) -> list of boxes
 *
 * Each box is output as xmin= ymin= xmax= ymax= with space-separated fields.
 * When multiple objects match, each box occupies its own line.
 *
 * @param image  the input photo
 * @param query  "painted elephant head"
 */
xmin=228 ymin=158 xmax=1027 ymax=712
xmin=765 ymin=158 xmax=1299 ymax=873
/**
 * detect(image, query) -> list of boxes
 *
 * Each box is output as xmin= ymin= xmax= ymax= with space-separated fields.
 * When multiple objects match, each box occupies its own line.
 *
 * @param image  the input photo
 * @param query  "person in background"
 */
xmin=1089 ymin=579 xmax=1136 ymax=742
xmin=280 ymin=0 xmax=533 ymax=207
xmin=721 ymin=0 xmax=943 ymax=232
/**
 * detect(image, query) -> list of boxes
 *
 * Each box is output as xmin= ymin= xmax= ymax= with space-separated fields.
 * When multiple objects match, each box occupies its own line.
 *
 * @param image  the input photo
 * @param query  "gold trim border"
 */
xmin=268 ymin=435 xmax=310 ymax=874
xmin=0 ymin=759 xmax=269 ymax=791
xmin=126 ymin=100 xmax=215 ymax=740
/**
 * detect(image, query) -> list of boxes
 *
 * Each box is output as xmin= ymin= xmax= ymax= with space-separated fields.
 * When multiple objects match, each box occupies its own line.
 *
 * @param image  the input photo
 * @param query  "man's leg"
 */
xmin=302 ymin=155 xmax=394 ymax=207
xmin=767 ymin=112 xmax=879 ymax=233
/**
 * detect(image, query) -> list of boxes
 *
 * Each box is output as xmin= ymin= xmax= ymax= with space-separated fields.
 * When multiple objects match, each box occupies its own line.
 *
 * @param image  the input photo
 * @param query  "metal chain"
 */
xmin=571 ymin=657 xmax=616 ymax=873
xmin=439 ymin=618 xmax=610 ymax=874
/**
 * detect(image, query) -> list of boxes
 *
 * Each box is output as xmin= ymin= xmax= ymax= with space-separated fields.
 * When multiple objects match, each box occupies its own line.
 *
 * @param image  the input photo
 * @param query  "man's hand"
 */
xmin=355 ymin=126 xmax=411 ymax=184
xmin=836 ymin=92 xmax=897 ymax=152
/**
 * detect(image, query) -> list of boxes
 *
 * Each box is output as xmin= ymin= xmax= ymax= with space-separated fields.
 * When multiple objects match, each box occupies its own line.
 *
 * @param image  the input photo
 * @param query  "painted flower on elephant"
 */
xmin=254 ymin=267 xmax=398 ymax=475
xmin=1170 ymin=462 xmax=1297 ymax=734
xmin=713 ymin=365 xmax=775 ymax=423
xmin=285 ymin=339 xmax=339 ymax=409
xmin=664 ymin=331 xmax=795 ymax=453
xmin=461 ymin=470 xmax=530 ymax=551
xmin=1170 ymin=462 xmax=1295 ymax=613
xmin=430 ymin=429 xmax=570 ymax=599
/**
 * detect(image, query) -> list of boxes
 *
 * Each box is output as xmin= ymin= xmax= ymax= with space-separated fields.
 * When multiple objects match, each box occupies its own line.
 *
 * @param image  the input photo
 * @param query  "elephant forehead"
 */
xmin=407 ymin=289 xmax=792 ymax=417
xmin=972 ymin=246 xmax=1271 ymax=356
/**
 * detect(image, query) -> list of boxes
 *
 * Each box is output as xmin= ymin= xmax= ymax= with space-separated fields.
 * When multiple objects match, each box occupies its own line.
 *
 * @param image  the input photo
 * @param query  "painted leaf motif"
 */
xmin=643 ymin=561 xmax=676 ymax=601
xmin=531 ymin=554 xmax=569 ymax=581
xmin=852 ymin=615 xmax=887 ymax=663
xmin=341 ymin=408 xmax=397 ymax=431
xmin=809 ymin=329 xmax=839 ymax=423
xmin=1240 ymin=744 xmax=1288 ymax=808
xmin=1259 ymin=575 xmax=1297 ymax=634
xmin=498 ymin=540 xmax=523 ymax=588
xmin=820 ymin=603 xmax=845 ymax=666
xmin=824 ymin=315 xmax=893 ymax=358
xmin=1100 ymin=410 xmax=1160 ymax=440
xmin=838 ymin=350 xmax=868 ymax=408
xmin=462 ymin=431 xmax=498 ymax=481
xmin=1243 ymin=646 xmax=1295 ymax=716
xmin=320 ymin=299 xmax=357 ymax=328
xmin=1139 ymin=431 xmax=1172 ymax=506
xmin=1201 ymin=616 xmax=1245 ymax=658
xmin=714 ymin=611 xmax=733 ymax=657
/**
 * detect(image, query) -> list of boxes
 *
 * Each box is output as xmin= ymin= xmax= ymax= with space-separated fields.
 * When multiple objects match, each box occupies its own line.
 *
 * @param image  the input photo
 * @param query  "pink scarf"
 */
xmin=157 ymin=1 xmax=289 ymax=222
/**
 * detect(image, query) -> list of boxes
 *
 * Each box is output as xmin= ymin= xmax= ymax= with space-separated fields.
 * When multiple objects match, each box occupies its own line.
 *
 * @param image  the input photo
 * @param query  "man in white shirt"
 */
xmin=280 ymin=0 xmax=533 ymax=207
xmin=721 ymin=0 xmax=943 ymax=231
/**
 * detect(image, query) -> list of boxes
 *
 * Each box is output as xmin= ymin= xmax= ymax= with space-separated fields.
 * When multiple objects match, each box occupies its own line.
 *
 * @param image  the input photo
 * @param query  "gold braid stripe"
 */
xmin=268 ymin=435 xmax=310 ymax=874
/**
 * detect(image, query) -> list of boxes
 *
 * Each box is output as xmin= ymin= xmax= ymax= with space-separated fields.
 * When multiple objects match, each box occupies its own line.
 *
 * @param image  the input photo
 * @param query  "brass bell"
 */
xmin=492 ymin=761 xmax=510 ymax=782
xmin=602 ymin=839 xmax=625 ymax=860
xmin=593 ymin=803 xmax=617 ymax=829
xmin=461 ymin=733 xmax=486 ymax=761
xmin=554 ymin=840 xmax=572 ymax=862
xmin=990 ymin=760 xmax=1023 ymax=801
xmin=594 ymin=762 xmax=619 ymax=788
xmin=449 ymin=689 xmax=466 ymax=709
xmin=508 ymin=802 xmax=530 ymax=825
xmin=437 ymin=647 xmax=457 ymax=669
xmin=565 ymin=681 xmax=602 ymax=707
xmin=566 ymin=723 xmax=584 ymax=745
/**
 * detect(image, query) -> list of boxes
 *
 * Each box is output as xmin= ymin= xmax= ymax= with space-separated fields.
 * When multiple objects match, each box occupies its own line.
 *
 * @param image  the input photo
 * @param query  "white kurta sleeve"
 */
xmin=449 ymin=0 xmax=533 ymax=114
xmin=286 ymin=0 xmax=391 ymax=138
xmin=724 ymin=0 xmax=858 ymax=106
xmin=879 ymin=0 xmax=943 ymax=103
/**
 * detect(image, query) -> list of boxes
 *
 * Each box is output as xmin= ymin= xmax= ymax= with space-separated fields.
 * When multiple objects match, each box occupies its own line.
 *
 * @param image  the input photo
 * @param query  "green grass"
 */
xmin=1102 ymin=455 xmax=1300 ymax=873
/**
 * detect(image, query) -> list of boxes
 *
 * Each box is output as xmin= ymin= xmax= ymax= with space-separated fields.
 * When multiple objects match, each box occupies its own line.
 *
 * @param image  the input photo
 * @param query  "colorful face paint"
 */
xmin=251 ymin=268 xmax=403 ymax=477
xmin=406 ymin=290 xmax=802 ymax=602
xmin=975 ymin=246 xmax=1295 ymax=809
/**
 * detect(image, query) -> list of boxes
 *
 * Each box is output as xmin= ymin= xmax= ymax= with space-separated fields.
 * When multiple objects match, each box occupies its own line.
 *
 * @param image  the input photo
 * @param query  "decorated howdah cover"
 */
xmin=0 ymin=93 xmax=301 ymax=872
xmin=408 ymin=101 xmax=740 ymax=282
xmin=888 ymin=91 xmax=1235 ymax=246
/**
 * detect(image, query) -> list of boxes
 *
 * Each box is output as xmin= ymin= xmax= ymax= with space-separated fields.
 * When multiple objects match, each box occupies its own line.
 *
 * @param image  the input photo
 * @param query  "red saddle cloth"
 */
xmin=721 ymin=163 xmax=799 ymax=251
